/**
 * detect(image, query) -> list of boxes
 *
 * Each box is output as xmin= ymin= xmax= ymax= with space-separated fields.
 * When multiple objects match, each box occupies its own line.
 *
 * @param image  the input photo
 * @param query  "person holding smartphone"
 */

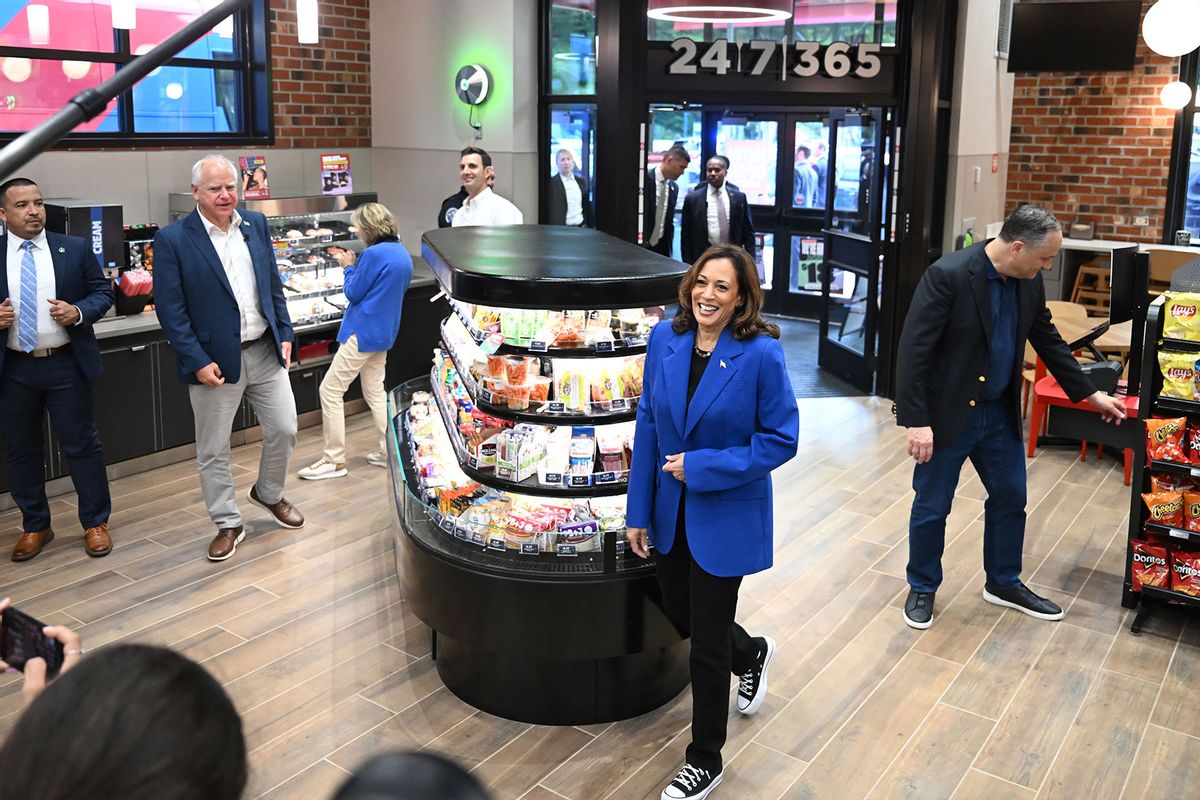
xmin=0 ymin=597 xmax=82 ymax=708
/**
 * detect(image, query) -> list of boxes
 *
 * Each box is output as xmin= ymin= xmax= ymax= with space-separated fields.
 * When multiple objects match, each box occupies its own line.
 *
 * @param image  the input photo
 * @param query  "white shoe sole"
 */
xmin=662 ymin=773 xmax=722 ymax=800
xmin=298 ymin=467 xmax=348 ymax=481
xmin=902 ymin=607 xmax=933 ymax=630
xmin=246 ymin=487 xmax=305 ymax=529
xmin=737 ymin=636 xmax=775 ymax=715
xmin=207 ymin=530 xmax=245 ymax=562
xmin=982 ymin=588 xmax=1064 ymax=620
xmin=366 ymin=457 xmax=388 ymax=468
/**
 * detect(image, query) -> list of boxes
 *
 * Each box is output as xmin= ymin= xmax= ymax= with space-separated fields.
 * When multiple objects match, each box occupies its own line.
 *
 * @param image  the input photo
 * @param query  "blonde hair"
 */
xmin=350 ymin=202 xmax=399 ymax=245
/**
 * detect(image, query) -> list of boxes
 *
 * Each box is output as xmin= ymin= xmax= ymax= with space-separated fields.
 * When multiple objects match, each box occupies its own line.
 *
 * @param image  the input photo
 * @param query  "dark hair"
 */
xmin=673 ymin=243 xmax=779 ymax=340
xmin=664 ymin=145 xmax=691 ymax=164
xmin=334 ymin=751 xmax=491 ymax=800
xmin=460 ymin=146 xmax=492 ymax=168
xmin=796 ymin=145 xmax=811 ymax=159
xmin=999 ymin=204 xmax=1061 ymax=247
xmin=0 ymin=177 xmax=37 ymax=206
xmin=0 ymin=645 xmax=247 ymax=800
xmin=707 ymin=155 xmax=730 ymax=170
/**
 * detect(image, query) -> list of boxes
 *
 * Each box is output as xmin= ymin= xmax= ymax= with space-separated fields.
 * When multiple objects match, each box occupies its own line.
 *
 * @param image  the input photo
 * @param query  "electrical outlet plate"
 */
xmin=1133 ymin=215 xmax=1149 ymax=226
xmin=963 ymin=217 xmax=975 ymax=236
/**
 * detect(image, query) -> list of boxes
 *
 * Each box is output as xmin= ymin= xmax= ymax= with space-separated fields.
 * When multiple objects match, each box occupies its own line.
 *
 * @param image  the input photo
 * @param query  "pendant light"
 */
xmin=27 ymin=5 xmax=49 ymax=46
xmin=646 ymin=0 xmax=792 ymax=24
xmin=111 ymin=0 xmax=136 ymax=31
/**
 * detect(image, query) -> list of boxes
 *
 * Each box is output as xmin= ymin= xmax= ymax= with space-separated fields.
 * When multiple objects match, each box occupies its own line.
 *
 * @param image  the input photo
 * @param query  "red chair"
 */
xmin=1027 ymin=374 xmax=1139 ymax=485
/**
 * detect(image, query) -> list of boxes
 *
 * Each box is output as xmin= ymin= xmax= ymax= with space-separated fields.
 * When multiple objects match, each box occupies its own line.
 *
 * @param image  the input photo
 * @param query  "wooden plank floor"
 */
xmin=0 ymin=400 xmax=1194 ymax=800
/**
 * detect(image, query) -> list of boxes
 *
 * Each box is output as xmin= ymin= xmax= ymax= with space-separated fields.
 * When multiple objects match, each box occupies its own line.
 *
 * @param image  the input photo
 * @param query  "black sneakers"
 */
xmin=661 ymin=763 xmax=723 ymax=800
xmin=736 ymin=635 xmax=775 ymax=715
xmin=983 ymin=581 xmax=1064 ymax=620
xmin=903 ymin=590 xmax=935 ymax=629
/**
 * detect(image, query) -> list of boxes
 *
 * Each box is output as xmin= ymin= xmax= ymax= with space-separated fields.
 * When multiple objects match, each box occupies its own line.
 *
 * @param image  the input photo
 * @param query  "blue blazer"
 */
xmin=153 ymin=209 xmax=294 ymax=384
xmin=626 ymin=321 xmax=799 ymax=577
xmin=0 ymin=232 xmax=112 ymax=381
xmin=339 ymin=240 xmax=412 ymax=352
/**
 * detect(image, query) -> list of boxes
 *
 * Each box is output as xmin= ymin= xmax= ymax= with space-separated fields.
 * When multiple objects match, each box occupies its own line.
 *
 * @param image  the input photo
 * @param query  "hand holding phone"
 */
xmin=0 ymin=598 xmax=81 ymax=708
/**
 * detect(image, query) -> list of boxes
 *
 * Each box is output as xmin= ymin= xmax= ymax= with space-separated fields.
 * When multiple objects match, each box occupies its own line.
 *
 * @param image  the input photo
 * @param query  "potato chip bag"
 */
xmin=1146 ymin=417 xmax=1188 ymax=462
xmin=1185 ymin=491 xmax=1200 ymax=533
xmin=1159 ymin=352 xmax=1198 ymax=400
xmin=1144 ymin=490 xmax=1185 ymax=526
xmin=1131 ymin=540 xmax=1171 ymax=591
xmin=1163 ymin=292 xmax=1200 ymax=340
xmin=1172 ymin=550 xmax=1200 ymax=597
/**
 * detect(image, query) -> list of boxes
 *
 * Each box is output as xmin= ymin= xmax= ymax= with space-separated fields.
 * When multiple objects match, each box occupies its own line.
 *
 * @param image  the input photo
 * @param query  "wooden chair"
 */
xmin=1021 ymin=301 xmax=1093 ymax=417
xmin=1070 ymin=259 xmax=1111 ymax=314
xmin=1144 ymin=247 xmax=1198 ymax=297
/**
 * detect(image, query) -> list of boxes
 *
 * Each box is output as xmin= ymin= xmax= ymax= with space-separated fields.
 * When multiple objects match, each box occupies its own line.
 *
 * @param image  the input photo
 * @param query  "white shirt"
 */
xmin=561 ymin=174 xmax=583 ymax=226
xmin=199 ymin=209 xmax=267 ymax=343
xmin=651 ymin=166 xmax=668 ymax=245
xmin=452 ymin=188 xmax=524 ymax=227
xmin=6 ymin=230 xmax=70 ymax=351
xmin=706 ymin=183 xmax=730 ymax=246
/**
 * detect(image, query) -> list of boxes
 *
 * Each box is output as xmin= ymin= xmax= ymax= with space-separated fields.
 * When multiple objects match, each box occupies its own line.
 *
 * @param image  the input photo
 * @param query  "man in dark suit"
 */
xmin=644 ymin=145 xmax=690 ymax=258
xmin=547 ymin=149 xmax=590 ymax=227
xmin=680 ymin=155 xmax=756 ymax=265
xmin=895 ymin=205 xmax=1127 ymax=629
xmin=0 ymin=178 xmax=114 ymax=562
xmin=154 ymin=155 xmax=304 ymax=562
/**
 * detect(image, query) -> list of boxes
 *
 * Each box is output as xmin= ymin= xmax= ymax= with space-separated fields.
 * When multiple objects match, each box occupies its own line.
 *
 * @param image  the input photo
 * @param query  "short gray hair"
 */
xmin=191 ymin=155 xmax=238 ymax=188
xmin=999 ymin=205 xmax=1061 ymax=247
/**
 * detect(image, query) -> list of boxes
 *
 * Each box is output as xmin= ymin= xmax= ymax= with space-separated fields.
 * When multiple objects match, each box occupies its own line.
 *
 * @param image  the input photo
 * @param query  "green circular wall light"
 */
xmin=455 ymin=65 xmax=492 ymax=106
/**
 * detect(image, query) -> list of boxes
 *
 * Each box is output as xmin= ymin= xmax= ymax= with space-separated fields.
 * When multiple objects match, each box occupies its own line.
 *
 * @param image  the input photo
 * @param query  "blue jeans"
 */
xmin=907 ymin=398 xmax=1026 ymax=593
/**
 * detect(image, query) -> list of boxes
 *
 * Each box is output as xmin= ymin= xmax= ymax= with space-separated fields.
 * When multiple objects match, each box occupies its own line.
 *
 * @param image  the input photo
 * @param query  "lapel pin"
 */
xmin=57 ymin=246 xmax=65 ymax=253
xmin=720 ymin=360 xmax=726 ymax=369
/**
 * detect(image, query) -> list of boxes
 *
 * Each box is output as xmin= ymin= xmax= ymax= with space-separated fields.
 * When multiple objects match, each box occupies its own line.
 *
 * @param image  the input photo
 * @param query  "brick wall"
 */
xmin=1005 ymin=0 xmax=1177 ymax=242
xmin=269 ymin=0 xmax=371 ymax=148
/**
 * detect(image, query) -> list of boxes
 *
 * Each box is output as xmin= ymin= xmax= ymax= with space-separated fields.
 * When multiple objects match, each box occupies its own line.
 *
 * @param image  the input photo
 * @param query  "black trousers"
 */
xmin=0 ymin=351 xmax=110 ymax=532
xmin=655 ymin=500 xmax=758 ymax=772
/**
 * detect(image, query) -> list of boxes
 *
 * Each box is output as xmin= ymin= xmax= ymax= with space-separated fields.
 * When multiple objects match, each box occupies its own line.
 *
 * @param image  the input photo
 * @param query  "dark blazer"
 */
xmin=895 ymin=240 xmax=1097 ymax=448
xmin=644 ymin=168 xmax=680 ymax=257
xmin=626 ymin=322 xmax=799 ymax=577
xmin=153 ymin=209 xmax=294 ymax=385
xmin=679 ymin=184 xmax=757 ymax=264
xmin=0 ymin=232 xmax=112 ymax=381
xmin=546 ymin=174 xmax=591 ymax=226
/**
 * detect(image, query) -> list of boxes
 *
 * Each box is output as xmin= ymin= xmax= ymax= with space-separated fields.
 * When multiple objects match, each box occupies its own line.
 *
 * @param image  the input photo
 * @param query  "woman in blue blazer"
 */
xmin=627 ymin=244 xmax=799 ymax=800
xmin=298 ymin=203 xmax=412 ymax=480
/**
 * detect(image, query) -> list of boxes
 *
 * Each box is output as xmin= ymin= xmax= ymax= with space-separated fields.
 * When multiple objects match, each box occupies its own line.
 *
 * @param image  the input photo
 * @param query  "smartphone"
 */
xmin=0 ymin=605 xmax=64 ymax=677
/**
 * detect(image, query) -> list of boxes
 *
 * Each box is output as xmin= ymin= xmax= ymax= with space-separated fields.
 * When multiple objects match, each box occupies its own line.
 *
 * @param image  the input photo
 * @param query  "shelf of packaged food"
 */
xmin=1148 ymin=459 xmax=1200 ymax=476
xmin=438 ymin=321 xmax=640 ymax=425
xmin=270 ymin=231 xmax=357 ymax=247
xmin=429 ymin=367 xmax=628 ymax=498
xmin=1145 ymin=521 xmax=1200 ymax=542
xmin=283 ymin=287 xmax=343 ymax=302
xmin=1139 ymin=584 xmax=1200 ymax=609
xmin=1154 ymin=396 xmax=1200 ymax=416
xmin=448 ymin=301 xmax=649 ymax=357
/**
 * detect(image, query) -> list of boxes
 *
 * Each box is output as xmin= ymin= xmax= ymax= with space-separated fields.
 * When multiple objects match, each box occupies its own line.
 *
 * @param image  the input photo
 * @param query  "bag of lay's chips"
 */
xmin=1159 ymin=351 xmax=1198 ymax=400
xmin=1164 ymin=293 xmax=1200 ymax=341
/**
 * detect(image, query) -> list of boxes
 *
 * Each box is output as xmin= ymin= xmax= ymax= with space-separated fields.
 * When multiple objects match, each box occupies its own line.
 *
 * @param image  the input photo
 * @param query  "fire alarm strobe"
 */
xmin=455 ymin=65 xmax=491 ymax=106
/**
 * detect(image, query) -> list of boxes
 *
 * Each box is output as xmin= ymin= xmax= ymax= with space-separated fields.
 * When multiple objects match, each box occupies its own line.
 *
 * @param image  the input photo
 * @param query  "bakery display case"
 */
xmin=387 ymin=225 xmax=690 ymax=724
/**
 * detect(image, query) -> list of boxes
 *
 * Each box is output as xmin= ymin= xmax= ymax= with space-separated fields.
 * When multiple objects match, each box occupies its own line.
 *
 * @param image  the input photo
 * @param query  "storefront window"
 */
xmin=547 ymin=103 xmax=596 ymax=225
xmin=794 ymin=120 xmax=831 ymax=209
xmin=648 ymin=108 xmax=703 ymax=205
xmin=1184 ymin=110 xmax=1200 ymax=239
xmin=648 ymin=1 xmax=898 ymax=46
xmin=549 ymin=0 xmax=596 ymax=94
xmin=716 ymin=117 xmax=778 ymax=206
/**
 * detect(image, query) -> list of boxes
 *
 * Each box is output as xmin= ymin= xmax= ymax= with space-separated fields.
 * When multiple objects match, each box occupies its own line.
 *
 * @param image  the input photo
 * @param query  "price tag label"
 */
xmin=547 ymin=401 xmax=566 ymax=413
xmin=520 ymin=543 xmax=540 ymax=556
xmin=569 ymin=474 xmax=592 ymax=488
xmin=487 ymin=537 xmax=506 ymax=551
xmin=616 ymin=539 xmax=629 ymax=555
xmin=480 ymin=389 xmax=493 ymax=404
xmin=439 ymin=517 xmax=454 ymax=533
xmin=542 ymin=472 xmax=563 ymax=485
xmin=595 ymin=340 xmax=615 ymax=353
xmin=529 ymin=340 xmax=549 ymax=352
xmin=623 ymin=335 xmax=645 ymax=347
xmin=610 ymin=398 xmax=628 ymax=411
xmin=455 ymin=524 xmax=470 ymax=541
xmin=1189 ymin=466 xmax=1200 ymax=478
xmin=557 ymin=543 xmax=578 ymax=557
xmin=470 ymin=531 xmax=485 ymax=545
xmin=595 ymin=471 xmax=618 ymax=485
xmin=466 ymin=454 xmax=480 ymax=470
xmin=496 ymin=466 xmax=515 ymax=481
xmin=320 ymin=234 xmax=333 ymax=243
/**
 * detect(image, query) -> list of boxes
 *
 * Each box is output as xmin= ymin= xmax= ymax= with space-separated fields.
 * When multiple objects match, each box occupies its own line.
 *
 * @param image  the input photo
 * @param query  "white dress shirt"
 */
xmin=651 ymin=166 xmax=668 ymax=245
xmin=706 ymin=183 xmax=730 ymax=246
xmin=452 ymin=188 xmax=524 ymax=227
xmin=199 ymin=209 xmax=268 ymax=343
xmin=561 ymin=174 xmax=584 ymax=226
xmin=6 ymin=230 xmax=70 ymax=351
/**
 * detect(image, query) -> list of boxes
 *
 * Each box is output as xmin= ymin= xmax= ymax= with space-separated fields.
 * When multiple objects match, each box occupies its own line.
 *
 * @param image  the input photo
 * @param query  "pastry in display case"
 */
xmin=386 ymin=225 xmax=690 ymax=725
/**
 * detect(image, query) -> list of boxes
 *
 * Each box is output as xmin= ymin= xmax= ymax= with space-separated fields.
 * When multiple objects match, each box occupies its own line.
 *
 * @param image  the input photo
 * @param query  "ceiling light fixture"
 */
xmin=1142 ymin=0 xmax=1200 ymax=58
xmin=1160 ymin=80 xmax=1193 ymax=110
xmin=297 ymin=0 xmax=318 ymax=44
xmin=646 ymin=0 xmax=791 ymax=24
xmin=27 ymin=5 xmax=49 ymax=46
xmin=111 ymin=0 xmax=136 ymax=31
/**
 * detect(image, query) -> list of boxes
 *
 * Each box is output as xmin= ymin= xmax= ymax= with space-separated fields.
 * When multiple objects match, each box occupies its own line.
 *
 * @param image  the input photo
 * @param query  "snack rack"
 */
xmin=385 ymin=226 xmax=690 ymax=725
xmin=1124 ymin=295 xmax=1200 ymax=631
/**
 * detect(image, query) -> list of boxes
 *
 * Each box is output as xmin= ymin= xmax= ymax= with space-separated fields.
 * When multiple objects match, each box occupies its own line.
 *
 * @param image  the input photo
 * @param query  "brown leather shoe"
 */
xmin=84 ymin=523 xmax=112 ymax=557
xmin=208 ymin=526 xmax=245 ymax=562
xmin=247 ymin=485 xmax=305 ymax=529
xmin=12 ymin=528 xmax=53 ymax=562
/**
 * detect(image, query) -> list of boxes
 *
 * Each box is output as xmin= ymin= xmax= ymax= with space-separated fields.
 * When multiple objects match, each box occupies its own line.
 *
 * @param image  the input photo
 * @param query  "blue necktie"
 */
xmin=17 ymin=240 xmax=36 ymax=353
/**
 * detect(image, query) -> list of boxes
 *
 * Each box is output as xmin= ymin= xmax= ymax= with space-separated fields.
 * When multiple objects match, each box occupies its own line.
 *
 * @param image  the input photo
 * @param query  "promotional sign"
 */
xmin=239 ymin=155 xmax=270 ymax=199
xmin=320 ymin=153 xmax=352 ymax=195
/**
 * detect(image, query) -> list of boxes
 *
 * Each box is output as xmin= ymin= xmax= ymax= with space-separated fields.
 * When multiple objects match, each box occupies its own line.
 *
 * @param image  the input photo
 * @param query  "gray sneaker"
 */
xmin=298 ymin=457 xmax=348 ymax=480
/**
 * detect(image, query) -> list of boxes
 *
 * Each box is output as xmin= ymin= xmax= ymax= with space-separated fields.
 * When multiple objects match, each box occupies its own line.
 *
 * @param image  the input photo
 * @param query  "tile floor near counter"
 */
xmin=0 ymin=401 xmax=1194 ymax=800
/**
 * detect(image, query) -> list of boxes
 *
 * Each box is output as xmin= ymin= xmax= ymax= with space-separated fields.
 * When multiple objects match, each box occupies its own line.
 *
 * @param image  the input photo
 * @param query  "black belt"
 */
xmin=241 ymin=335 xmax=266 ymax=351
xmin=7 ymin=344 xmax=71 ymax=358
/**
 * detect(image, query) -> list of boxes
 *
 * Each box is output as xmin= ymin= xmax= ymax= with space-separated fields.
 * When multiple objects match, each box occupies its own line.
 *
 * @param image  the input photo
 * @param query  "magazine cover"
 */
xmin=239 ymin=155 xmax=270 ymax=199
xmin=320 ymin=153 xmax=352 ymax=195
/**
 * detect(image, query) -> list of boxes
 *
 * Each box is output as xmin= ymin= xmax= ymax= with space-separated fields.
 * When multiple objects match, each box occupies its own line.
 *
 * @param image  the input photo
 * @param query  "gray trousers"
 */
xmin=189 ymin=338 xmax=297 ymax=529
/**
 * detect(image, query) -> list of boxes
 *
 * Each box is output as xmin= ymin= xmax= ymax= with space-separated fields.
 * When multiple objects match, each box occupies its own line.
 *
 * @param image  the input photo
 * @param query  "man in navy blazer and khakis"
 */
xmin=0 ymin=178 xmax=114 ymax=562
xmin=154 ymin=155 xmax=304 ymax=562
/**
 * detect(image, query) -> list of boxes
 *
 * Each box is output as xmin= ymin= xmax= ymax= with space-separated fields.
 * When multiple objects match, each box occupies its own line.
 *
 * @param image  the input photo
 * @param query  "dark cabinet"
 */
xmin=93 ymin=343 xmax=158 ymax=465
xmin=157 ymin=342 xmax=196 ymax=450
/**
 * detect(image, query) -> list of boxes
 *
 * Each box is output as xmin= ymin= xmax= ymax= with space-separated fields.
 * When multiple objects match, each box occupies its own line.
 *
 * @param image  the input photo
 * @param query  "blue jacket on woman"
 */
xmin=339 ymin=240 xmax=413 ymax=352
xmin=626 ymin=320 xmax=799 ymax=577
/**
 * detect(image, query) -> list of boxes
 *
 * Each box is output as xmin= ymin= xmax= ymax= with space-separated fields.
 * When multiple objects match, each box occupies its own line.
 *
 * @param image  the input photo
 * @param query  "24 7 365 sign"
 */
xmin=667 ymin=38 xmax=882 ymax=81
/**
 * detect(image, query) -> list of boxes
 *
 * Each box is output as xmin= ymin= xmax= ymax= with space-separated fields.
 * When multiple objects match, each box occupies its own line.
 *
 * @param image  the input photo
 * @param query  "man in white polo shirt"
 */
xmin=451 ymin=146 xmax=524 ymax=227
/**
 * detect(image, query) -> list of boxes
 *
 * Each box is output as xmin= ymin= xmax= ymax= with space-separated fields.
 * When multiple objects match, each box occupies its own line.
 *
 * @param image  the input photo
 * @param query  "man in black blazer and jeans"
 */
xmin=895 ymin=205 xmax=1127 ymax=629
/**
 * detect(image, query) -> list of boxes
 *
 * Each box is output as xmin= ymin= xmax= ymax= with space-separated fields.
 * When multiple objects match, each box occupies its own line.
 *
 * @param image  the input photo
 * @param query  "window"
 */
xmin=648 ymin=0 xmax=899 ymax=46
xmin=548 ymin=103 xmax=596 ymax=225
xmin=548 ymin=0 xmax=595 ymax=95
xmin=0 ymin=0 xmax=268 ymax=144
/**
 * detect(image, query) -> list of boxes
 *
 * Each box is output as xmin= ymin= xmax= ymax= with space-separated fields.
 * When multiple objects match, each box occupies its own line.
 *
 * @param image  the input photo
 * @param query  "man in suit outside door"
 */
xmin=0 ymin=178 xmax=114 ymax=562
xmin=680 ymin=155 xmax=757 ymax=265
xmin=644 ymin=145 xmax=690 ymax=258
xmin=154 ymin=155 xmax=304 ymax=562
xmin=895 ymin=205 xmax=1127 ymax=630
